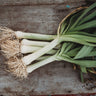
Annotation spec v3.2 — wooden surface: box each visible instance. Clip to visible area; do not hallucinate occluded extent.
[0,0,85,34]
[0,0,96,96]
[0,0,85,6]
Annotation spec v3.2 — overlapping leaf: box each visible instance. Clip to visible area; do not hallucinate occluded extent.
[56,3,96,77]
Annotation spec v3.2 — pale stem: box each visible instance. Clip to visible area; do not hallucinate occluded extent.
[21,45,41,54]
[15,31,56,40]
[21,39,61,48]
[21,45,57,54]
[21,39,50,46]
[27,56,56,73]
[37,56,50,61]
[22,38,59,65]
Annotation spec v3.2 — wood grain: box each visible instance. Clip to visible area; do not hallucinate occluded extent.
[0,1,85,34]
[1,0,96,96]
[0,0,85,6]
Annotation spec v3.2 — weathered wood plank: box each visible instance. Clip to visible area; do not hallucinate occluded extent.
[0,2,85,35]
[0,0,85,6]
[1,0,96,96]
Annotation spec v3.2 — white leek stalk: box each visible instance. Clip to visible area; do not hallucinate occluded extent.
[21,45,41,54]
[21,35,86,66]
[21,45,57,54]
[15,31,56,40]
[21,39,50,46]
[22,38,59,65]
[27,56,56,73]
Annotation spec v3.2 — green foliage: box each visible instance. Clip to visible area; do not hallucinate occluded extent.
[57,3,96,81]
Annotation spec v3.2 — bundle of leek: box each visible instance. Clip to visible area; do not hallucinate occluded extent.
[1,3,96,81]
